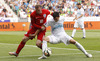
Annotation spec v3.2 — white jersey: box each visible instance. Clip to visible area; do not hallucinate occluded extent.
[45,15,72,45]
[76,8,84,21]
[45,15,66,37]
[74,8,85,28]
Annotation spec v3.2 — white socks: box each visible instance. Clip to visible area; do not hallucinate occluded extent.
[72,29,86,37]
[72,29,76,37]
[75,42,88,55]
[83,29,86,37]
[42,40,47,56]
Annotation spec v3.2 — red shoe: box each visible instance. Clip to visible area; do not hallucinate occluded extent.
[9,52,18,57]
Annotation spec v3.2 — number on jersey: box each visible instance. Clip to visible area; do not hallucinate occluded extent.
[40,19,43,23]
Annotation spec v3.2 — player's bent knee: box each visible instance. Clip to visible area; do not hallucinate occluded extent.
[36,40,42,47]
[69,39,76,44]
[22,36,29,43]
[43,37,50,42]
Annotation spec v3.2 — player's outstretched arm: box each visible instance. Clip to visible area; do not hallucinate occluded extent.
[73,15,77,21]
[29,25,46,37]
[29,29,40,37]
[77,14,83,19]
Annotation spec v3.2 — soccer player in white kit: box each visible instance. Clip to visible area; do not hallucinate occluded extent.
[71,3,86,38]
[38,12,92,59]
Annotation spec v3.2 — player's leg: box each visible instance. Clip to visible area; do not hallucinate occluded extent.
[42,35,60,55]
[71,21,78,38]
[36,30,48,59]
[81,21,86,38]
[38,37,49,59]
[9,28,35,57]
[36,30,46,49]
[16,36,29,54]
[69,39,92,58]
[38,40,47,59]
[79,21,86,38]
[36,40,42,49]
[81,28,86,38]
[42,37,49,53]
[71,28,76,38]
[9,36,29,57]
[38,35,60,59]
[37,31,47,59]
[63,34,92,58]
[42,37,50,54]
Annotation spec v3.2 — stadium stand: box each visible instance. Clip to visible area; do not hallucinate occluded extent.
[0,0,18,18]
[4,0,100,18]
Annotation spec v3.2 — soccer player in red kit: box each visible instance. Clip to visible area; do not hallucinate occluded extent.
[9,5,50,57]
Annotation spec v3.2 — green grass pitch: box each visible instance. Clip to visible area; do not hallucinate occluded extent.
[0,30,100,61]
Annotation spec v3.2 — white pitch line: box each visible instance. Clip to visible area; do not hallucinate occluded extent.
[0,53,83,58]
[0,43,100,53]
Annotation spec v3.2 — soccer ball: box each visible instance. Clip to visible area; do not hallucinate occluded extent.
[44,48,52,57]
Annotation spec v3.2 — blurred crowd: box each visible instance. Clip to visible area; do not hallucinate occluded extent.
[4,0,100,18]
[0,2,13,18]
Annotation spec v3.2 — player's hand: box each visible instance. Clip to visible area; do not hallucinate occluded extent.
[73,19,75,21]
[76,18,78,20]
[29,34,36,38]
[41,26,45,31]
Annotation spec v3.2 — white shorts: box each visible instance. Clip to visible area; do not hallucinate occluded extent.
[74,20,84,28]
[47,34,72,45]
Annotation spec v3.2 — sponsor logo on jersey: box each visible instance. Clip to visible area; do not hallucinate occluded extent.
[52,24,63,31]
[43,14,46,18]
[40,19,43,23]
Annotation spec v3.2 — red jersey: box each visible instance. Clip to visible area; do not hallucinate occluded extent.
[30,9,50,29]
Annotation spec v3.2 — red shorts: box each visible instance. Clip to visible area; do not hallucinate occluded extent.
[25,28,46,41]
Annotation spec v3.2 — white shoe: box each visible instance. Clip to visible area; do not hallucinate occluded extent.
[9,52,18,57]
[38,56,47,59]
[86,53,92,58]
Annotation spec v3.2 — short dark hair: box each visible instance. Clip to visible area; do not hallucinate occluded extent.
[77,3,81,5]
[52,12,60,19]
[35,5,42,9]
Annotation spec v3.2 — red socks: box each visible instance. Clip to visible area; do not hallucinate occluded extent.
[16,41,26,54]
[16,41,42,54]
